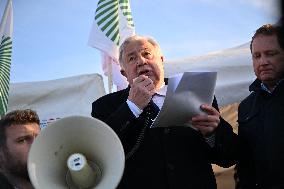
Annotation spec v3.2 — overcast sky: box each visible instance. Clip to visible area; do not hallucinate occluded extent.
[0,0,280,84]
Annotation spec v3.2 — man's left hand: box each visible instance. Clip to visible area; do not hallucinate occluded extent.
[191,104,220,137]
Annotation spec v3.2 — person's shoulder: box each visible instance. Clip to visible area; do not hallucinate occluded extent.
[239,91,257,109]
[239,79,261,110]
[238,91,258,121]
[93,88,129,106]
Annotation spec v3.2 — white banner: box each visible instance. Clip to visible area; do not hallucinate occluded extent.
[7,74,105,128]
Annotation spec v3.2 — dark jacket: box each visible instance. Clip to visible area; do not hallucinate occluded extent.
[92,88,236,189]
[237,79,284,189]
[0,173,14,189]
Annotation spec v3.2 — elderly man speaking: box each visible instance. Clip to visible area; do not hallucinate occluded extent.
[92,35,236,189]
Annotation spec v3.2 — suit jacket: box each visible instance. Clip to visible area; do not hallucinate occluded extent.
[0,173,14,189]
[237,79,284,189]
[92,88,237,189]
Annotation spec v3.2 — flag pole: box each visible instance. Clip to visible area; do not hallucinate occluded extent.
[107,62,113,93]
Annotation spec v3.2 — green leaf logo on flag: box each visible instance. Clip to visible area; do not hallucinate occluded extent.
[95,0,134,45]
[119,0,134,27]
[0,35,12,115]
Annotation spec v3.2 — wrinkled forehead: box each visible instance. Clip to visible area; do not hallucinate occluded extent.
[6,123,40,137]
[252,34,282,51]
[124,39,156,55]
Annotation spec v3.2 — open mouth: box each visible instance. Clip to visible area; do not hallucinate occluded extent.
[138,70,150,76]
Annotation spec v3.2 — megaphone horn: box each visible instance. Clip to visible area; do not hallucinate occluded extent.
[28,116,125,189]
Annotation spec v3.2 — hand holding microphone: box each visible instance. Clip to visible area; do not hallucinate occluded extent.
[128,75,155,110]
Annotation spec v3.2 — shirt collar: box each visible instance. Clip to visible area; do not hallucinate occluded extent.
[156,83,167,96]
[261,79,284,94]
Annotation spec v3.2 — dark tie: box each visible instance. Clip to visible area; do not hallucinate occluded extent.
[144,100,160,126]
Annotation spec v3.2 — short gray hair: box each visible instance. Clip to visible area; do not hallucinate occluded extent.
[119,35,162,69]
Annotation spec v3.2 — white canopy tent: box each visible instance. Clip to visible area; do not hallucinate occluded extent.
[7,73,105,128]
[164,43,255,107]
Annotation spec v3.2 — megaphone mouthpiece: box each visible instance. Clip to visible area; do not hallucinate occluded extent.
[67,153,99,189]
[67,153,88,171]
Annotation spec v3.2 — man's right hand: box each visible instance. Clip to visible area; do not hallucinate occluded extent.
[128,75,155,110]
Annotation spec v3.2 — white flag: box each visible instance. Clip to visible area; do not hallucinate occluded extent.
[0,0,13,116]
[88,0,135,92]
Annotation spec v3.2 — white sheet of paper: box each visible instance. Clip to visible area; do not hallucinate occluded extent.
[152,71,217,128]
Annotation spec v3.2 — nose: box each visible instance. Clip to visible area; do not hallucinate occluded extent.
[259,55,269,66]
[136,55,147,67]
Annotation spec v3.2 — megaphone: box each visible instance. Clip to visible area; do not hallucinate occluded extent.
[28,116,125,189]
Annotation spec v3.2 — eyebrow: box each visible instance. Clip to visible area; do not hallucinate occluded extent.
[253,48,278,53]
[125,52,135,58]
[141,47,151,51]
[13,135,31,143]
[126,48,151,56]
[16,135,29,140]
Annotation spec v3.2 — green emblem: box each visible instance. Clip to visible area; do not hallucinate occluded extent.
[0,35,12,115]
[95,0,134,45]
